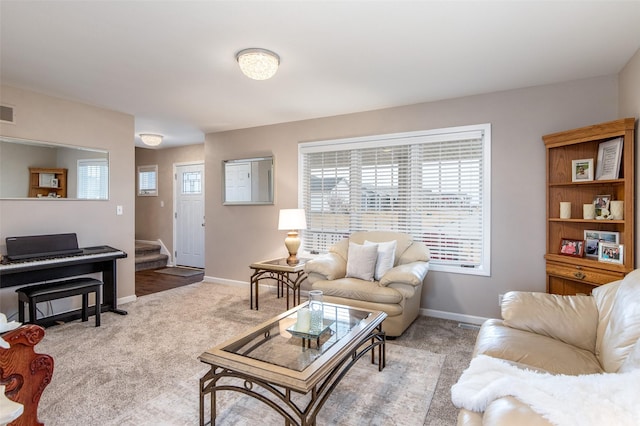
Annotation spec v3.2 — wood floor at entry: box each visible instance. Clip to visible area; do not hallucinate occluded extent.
[135,268,203,297]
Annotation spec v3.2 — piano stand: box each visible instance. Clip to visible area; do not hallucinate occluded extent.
[0,245,128,327]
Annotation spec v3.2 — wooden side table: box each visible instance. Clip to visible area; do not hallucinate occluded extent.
[249,258,309,310]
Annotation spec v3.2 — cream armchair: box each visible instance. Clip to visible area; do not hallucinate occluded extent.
[304,231,430,337]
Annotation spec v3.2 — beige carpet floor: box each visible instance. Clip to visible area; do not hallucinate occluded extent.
[35,281,478,425]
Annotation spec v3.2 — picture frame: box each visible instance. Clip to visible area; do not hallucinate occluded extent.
[39,173,56,188]
[559,238,584,257]
[595,137,623,180]
[51,178,58,188]
[593,194,611,217]
[598,242,623,264]
[584,230,619,258]
[572,158,593,182]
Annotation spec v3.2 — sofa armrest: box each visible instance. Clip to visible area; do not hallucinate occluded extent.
[501,291,598,352]
[304,253,346,281]
[379,261,429,287]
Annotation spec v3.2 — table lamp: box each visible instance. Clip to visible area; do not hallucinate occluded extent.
[278,209,307,264]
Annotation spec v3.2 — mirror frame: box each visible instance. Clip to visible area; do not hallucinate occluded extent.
[0,135,110,200]
[223,156,274,205]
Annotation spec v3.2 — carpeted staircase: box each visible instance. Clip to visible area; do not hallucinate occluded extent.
[135,242,168,271]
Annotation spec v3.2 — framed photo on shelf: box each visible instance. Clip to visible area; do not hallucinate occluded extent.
[584,230,619,258]
[593,194,611,217]
[598,242,623,264]
[572,158,593,182]
[39,173,56,188]
[559,238,584,257]
[595,137,623,180]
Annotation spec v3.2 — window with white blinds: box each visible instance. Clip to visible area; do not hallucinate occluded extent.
[138,165,158,196]
[299,124,491,275]
[77,159,109,200]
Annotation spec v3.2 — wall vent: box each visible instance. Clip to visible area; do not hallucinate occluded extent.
[0,104,15,124]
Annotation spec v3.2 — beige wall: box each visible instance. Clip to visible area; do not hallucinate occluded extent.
[0,85,135,316]
[205,75,620,320]
[135,144,204,259]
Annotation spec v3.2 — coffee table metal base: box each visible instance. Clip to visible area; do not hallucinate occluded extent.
[199,325,385,426]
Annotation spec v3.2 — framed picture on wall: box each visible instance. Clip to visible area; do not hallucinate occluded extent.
[572,158,593,182]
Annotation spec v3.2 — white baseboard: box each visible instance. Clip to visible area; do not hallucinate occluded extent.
[420,308,488,325]
[205,276,488,325]
[118,294,137,305]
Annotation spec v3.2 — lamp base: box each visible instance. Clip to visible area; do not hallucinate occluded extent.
[284,231,301,265]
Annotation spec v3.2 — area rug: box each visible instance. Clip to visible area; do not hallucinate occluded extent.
[154,266,203,277]
[35,282,447,426]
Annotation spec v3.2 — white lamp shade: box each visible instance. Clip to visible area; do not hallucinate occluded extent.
[278,209,307,230]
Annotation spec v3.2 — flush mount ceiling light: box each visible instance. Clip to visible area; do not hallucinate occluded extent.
[236,48,280,80]
[140,133,163,146]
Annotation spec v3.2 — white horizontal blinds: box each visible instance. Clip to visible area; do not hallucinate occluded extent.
[300,125,489,272]
[138,165,158,196]
[418,138,484,266]
[77,159,108,199]
[302,150,352,251]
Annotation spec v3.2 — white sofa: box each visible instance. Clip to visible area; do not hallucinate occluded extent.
[304,231,430,337]
[453,269,640,425]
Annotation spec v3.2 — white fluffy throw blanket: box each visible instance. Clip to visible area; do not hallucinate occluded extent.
[451,355,640,426]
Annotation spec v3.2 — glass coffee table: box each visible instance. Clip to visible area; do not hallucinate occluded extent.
[199,302,387,425]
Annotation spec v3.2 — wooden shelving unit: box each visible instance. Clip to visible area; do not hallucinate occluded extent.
[543,118,636,295]
[28,167,67,198]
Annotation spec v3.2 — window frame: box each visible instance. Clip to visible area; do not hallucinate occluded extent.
[298,123,491,276]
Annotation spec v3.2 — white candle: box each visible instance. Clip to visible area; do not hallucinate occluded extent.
[560,202,571,219]
[296,308,311,332]
[610,200,624,220]
[583,204,596,220]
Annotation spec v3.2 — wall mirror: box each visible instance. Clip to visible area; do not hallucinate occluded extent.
[223,156,274,205]
[0,136,109,200]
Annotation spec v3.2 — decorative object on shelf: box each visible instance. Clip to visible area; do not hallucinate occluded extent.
[598,242,623,264]
[559,201,571,219]
[139,133,163,146]
[610,200,624,220]
[583,203,596,220]
[595,137,623,180]
[50,178,58,188]
[594,194,611,218]
[559,238,584,257]
[572,158,594,182]
[38,173,56,188]
[236,48,280,80]
[584,230,619,259]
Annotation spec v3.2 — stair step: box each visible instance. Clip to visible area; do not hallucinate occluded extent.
[135,253,169,272]
[135,242,161,256]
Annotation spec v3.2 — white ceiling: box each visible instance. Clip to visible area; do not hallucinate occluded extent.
[1,1,640,148]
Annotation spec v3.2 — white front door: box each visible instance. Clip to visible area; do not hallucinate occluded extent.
[174,163,205,268]
[225,162,252,202]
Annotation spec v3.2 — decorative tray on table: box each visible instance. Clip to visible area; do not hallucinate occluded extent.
[287,319,334,339]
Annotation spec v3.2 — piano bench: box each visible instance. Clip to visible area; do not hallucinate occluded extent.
[16,278,103,327]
